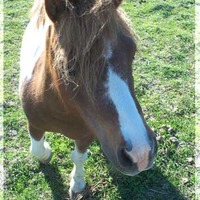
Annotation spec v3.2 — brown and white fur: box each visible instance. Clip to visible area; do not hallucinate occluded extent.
[19,0,157,198]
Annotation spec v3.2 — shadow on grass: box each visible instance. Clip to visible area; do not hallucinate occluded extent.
[39,163,92,200]
[39,162,187,200]
[37,146,187,200]
[108,165,187,200]
[39,163,70,200]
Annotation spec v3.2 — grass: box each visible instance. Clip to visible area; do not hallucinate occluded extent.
[195,0,200,198]
[3,0,195,199]
[0,0,3,199]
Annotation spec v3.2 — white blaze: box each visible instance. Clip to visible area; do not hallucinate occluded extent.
[106,68,150,170]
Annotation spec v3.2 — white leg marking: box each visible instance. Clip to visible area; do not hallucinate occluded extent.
[30,135,52,164]
[69,147,88,196]
[106,68,150,170]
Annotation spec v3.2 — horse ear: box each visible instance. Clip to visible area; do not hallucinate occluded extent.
[45,0,66,22]
[113,0,123,8]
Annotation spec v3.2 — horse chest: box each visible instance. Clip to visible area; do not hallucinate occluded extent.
[21,87,91,139]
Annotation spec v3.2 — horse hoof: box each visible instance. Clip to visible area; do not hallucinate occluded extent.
[69,189,84,200]
[39,151,53,164]
[69,184,90,200]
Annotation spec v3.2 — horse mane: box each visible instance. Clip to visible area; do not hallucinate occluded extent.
[30,0,137,102]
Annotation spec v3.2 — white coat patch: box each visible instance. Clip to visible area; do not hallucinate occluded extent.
[19,16,49,90]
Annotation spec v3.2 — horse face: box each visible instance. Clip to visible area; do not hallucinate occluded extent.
[74,33,157,176]
[44,0,157,176]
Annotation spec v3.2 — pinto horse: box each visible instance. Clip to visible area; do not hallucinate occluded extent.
[19,0,157,198]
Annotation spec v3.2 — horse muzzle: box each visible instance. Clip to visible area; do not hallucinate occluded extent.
[115,136,157,176]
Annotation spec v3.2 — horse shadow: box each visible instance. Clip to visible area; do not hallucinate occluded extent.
[40,161,188,200]
[106,165,188,200]
[39,163,70,200]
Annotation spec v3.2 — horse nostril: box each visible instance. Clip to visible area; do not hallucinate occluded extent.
[121,147,133,167]
[125,141,132,151]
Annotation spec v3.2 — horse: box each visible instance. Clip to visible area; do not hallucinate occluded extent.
[19,0,157,198]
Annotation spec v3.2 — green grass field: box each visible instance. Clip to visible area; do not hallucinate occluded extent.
[3,0,195,199]
[0,0,3,199]
[196,1,200,198]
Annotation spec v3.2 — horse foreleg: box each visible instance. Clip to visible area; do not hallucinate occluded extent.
[29,125,53,164]
[69,145,88,198]
[69,136,94,199]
